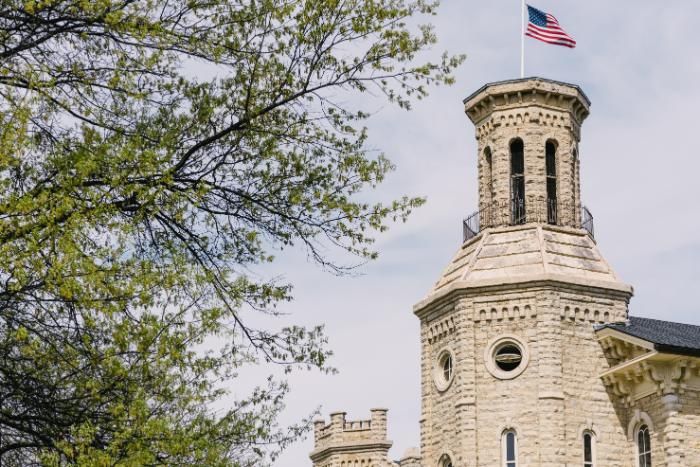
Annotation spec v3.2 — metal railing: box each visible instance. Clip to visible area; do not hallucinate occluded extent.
[582,206,594,238]
[463,197,594,242]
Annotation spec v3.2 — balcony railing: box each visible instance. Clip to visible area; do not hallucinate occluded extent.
[463,198,594,242]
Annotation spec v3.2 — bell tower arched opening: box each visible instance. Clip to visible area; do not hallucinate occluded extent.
[546,140,557,225]
[510,138,525,225]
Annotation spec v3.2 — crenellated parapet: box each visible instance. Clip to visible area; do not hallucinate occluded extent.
[310,409,395,467]
[313,408,388,449]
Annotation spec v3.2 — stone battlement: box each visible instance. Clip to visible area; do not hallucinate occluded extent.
[313,408,388,448]
[310,409,395,466]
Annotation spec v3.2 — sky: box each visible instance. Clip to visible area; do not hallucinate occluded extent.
[269,1,700,465]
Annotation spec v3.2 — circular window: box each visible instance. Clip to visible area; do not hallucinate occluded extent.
[433,348,455,391]
[484,335,529,380]
[441,353,453,381]
[495,344,522,371]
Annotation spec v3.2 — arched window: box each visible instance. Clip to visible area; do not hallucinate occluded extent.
[502,430,517,467]
[572,147,578,223]
[439,454,453,467]
[546,141,557,224]
[637,425,652,467]
[484,146,494,205]
[510,139,525,224]
[583,431,595,467]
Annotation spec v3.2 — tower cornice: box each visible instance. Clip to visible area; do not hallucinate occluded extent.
[463,76,590,127]
[413,273,633,320]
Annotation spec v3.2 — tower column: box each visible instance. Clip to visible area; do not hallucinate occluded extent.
[536,290,566,466]
[454,298,477,467]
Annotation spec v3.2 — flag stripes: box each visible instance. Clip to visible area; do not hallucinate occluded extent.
[525,5,576,48]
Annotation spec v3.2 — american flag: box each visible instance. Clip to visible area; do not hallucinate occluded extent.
[525,5,576,49]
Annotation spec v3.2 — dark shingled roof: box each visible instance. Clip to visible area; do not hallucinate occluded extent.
[597,316,700,357]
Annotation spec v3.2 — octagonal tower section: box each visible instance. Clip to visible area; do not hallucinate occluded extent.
[464,77,590,235]
[414,78,634,467]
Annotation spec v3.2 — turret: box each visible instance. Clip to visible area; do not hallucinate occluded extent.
[310,409,395,466]
[463,77,592,239]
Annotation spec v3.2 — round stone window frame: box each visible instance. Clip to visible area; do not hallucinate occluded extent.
[484,335,529,380]
[433,346,456,392]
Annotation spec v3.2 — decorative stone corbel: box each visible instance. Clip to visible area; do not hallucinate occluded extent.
[602,373,632,405]
[642,360,687,396]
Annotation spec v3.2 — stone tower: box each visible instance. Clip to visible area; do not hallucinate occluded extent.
[310,409,403,467]
[413,78,634,467]
[310,76,700,467]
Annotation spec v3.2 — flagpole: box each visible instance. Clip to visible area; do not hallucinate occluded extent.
[521,0,525,78]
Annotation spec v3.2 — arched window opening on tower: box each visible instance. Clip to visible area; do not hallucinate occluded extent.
[583,431,596,467]
[572,147,578,225]
[637,425,652,467]
[484,146,494,206]
[439,454,453,467]
[502,430,517,467]
[546,141,557,224]
[510,139,525,225]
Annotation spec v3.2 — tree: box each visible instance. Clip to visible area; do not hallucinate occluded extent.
[0,0,462,465]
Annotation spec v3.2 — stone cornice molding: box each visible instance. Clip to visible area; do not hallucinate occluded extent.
[414,273,632,319]
[597,329,655,357]
[600,347,700,406]
[463,77,590,128]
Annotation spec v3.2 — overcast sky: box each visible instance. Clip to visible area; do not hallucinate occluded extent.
[269,1,700,464]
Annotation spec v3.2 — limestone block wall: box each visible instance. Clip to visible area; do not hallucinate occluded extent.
[619,389,700,467]
[624,394,670,467]
[419,300,462,467]
[560,305,631,466]
[471,290,540,467]
[675,390,700,466]
[418,282,631,467]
